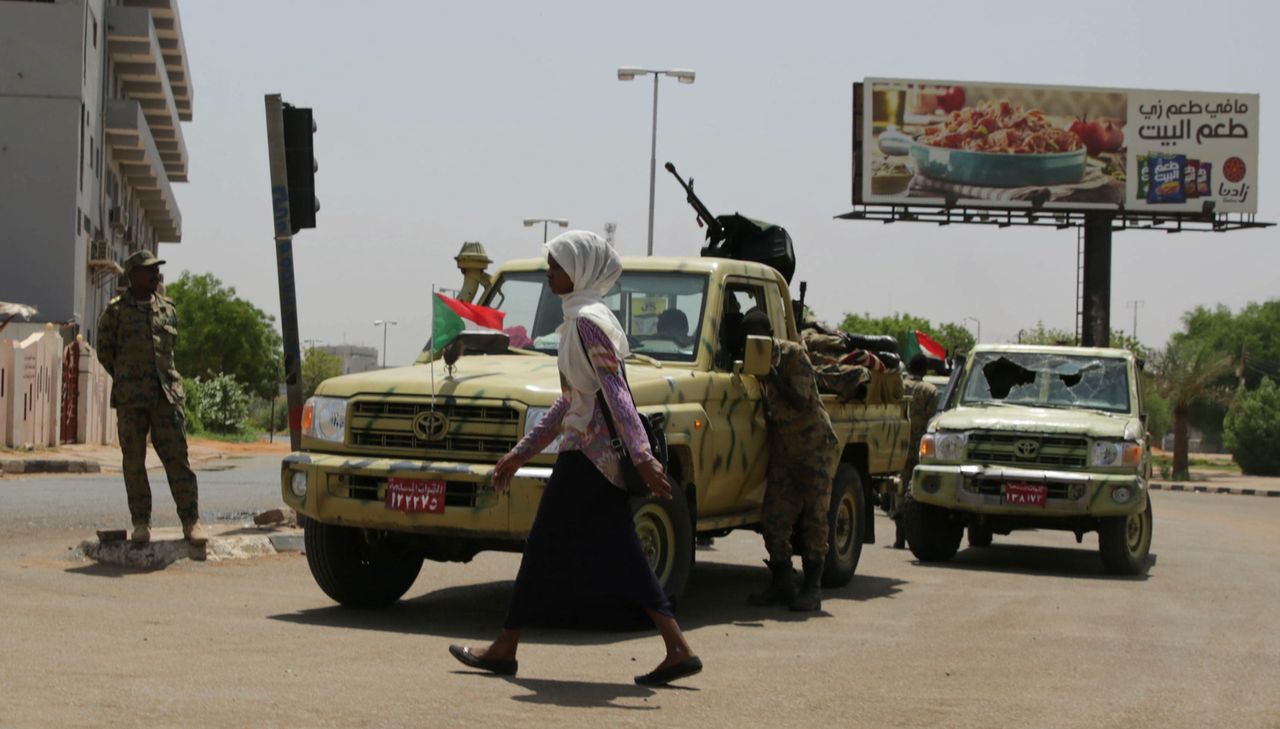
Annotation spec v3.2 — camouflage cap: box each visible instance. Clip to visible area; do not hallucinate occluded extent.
[123,249,165,274]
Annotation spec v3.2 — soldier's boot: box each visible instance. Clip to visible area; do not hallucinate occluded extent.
[131,522,151,544]
[182,520,208,546]
[893,517,907,550]
[789,558,824,612]
[747,559,795,606]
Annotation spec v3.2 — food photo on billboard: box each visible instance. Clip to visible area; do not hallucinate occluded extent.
[857,78,1258,214]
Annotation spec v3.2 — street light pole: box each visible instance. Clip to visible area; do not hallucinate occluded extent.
[618,67,695,256]
[1126,300,1144,341]
[373,319,397,368]
[965,316,982,343]
[523,217,569,243]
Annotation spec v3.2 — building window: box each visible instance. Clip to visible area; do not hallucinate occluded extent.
[79,103,85,191]
[91,12,97,49]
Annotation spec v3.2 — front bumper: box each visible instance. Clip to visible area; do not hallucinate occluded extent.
[910,463,1146,517]
[280,452,551,537]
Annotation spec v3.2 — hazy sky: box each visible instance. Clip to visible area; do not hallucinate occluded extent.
[161,0,1278,367]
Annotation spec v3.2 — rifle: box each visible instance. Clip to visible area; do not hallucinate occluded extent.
[664,162,725,245]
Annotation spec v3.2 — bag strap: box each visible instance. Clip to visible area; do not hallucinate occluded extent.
[578,333,635,459]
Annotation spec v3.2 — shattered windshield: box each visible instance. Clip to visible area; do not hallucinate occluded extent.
[960,352,1131,413]
[481,271,708,363]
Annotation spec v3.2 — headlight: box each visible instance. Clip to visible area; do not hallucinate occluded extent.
[523,406,562,454]
[1091,440,1142,468]
[303,396,347,443]
[290,471,308,498]
[921,431,968,462]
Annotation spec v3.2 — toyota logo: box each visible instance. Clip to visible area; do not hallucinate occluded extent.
[412,410,449,441]
[1013,439,1039,459]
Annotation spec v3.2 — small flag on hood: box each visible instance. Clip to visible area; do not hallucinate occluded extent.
[432,293,506,354]
[903,329,946,364]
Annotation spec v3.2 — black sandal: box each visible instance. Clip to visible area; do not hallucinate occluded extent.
[448,644,518,676]
[634,656,703,686]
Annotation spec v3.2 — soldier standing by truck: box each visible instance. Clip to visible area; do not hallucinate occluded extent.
[741,310,839,612]
[96,250,205,546]
[894,355,939,548]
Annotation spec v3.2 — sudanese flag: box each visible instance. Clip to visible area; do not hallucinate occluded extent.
[432,293,506,353]
[902,329,946,364]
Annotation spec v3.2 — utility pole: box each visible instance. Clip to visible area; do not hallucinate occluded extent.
[1126,300,1145,341]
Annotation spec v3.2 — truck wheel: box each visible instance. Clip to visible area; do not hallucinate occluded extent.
[822,464,866,588]
[1098,498,1153,576]
[903,496,963,562]
[967,525,994,548]
[632,481,693,601]
[304,520,423,608]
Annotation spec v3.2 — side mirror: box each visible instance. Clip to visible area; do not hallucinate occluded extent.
[740,335,773,377]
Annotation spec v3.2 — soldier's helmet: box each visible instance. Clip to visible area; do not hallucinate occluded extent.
[123,249,166,274]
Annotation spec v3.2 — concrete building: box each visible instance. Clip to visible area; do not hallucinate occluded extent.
[0,0,193,347]
[319,345,380,375]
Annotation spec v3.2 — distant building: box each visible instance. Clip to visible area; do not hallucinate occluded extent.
[320,345,379,375]
[0,0,194,347]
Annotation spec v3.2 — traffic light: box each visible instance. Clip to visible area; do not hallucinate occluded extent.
[282,104,318,234]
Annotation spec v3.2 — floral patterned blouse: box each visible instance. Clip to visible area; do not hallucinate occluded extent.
[511,318,655,489]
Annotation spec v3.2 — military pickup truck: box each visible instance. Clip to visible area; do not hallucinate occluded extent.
[281,248,911,607]
[906,344,1154,575]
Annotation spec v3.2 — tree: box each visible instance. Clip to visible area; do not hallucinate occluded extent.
[166,272,283,399]
[1150,338,1234,481]
[1224,379,1280,476]
[1175,300,1280,449]
[838,312,975,357]
[303,347,343,398]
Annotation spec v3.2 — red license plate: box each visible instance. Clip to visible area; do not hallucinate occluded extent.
[1003,481,1048,507]
[386,478,446,514]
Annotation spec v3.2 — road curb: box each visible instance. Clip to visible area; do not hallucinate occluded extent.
[1,458,102,475]
[1150,482,1280,497]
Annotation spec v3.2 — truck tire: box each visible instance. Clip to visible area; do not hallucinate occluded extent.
[1098,497,1153,576]
[967,524,994,548]
[304,520,423,608]
[632,481,694,601]
[903,496,963,562]
[822,464,866,588]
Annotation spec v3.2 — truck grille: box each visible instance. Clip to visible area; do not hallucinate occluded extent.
[347,398,521,460]
[966,432,1088,469]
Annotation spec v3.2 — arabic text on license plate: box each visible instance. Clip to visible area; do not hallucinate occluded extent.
[1004,481,1048,508]
[386,478,446,514]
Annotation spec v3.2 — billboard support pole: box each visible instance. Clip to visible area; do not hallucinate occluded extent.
[1080,212,1112,348]
[265,94,304,451]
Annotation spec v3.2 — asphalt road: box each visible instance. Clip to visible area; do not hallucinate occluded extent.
[1,458,1278,728]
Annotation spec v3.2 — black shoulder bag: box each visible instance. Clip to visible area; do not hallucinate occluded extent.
[580,338,667,497]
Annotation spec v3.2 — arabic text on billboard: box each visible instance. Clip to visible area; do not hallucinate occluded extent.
[857,78,1258,214]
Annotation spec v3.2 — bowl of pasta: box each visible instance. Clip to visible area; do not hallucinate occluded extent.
[907,101,1087,188]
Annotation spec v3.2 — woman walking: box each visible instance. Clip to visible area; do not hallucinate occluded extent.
[447,230,701,687]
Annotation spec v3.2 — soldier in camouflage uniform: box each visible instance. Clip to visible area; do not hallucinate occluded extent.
[741,310,839,612]
[96,250,205,546]
[895,355,939,548]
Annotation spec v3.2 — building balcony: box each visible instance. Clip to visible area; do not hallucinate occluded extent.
[121,0,193,121]
[105,99,182,242]
[105,4,188,182]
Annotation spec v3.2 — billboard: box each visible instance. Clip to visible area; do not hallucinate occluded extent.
[855,78,1259,214]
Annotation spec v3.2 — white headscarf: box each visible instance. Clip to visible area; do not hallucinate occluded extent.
[545,230,628,432]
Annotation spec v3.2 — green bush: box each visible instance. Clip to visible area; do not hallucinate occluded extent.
[247,395,288,434]
[191,373,251,434]
[1223,378,1280,476]
[181,376,203,433]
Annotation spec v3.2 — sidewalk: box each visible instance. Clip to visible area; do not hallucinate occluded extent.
[1151,470,1280,496]
[1,437,289,476]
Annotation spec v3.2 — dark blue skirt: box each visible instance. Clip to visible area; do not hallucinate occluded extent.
[503,450,673,631]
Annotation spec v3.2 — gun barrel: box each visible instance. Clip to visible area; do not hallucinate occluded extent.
[664,162,723,239]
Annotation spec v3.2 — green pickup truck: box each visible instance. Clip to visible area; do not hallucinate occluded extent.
[282,250,911,607]
[906,344,1154,575]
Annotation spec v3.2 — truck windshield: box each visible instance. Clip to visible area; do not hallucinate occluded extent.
[482,271,709,363]
[959,352,1131,413]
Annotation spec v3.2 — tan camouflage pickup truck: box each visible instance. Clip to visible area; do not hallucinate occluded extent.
[907,344,1154,575]
[281,250,910,607]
